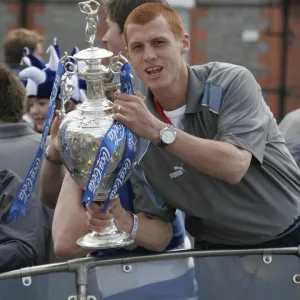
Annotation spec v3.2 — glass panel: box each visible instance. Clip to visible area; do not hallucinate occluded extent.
[1,251,300,299]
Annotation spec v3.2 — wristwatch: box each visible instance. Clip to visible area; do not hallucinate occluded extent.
[157,124,177,148]
[45,145,63,165]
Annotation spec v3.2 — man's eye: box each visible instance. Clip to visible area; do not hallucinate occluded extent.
[154,41,165,46]
[132,45,142,50]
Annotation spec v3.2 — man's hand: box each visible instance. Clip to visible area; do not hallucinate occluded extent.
[39,111,66,208]
[47,110,61,160]
[113,93,165,142]
[86,198,133,233]
[50,110,61,151]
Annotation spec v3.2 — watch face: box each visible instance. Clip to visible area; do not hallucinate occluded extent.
[162,128,176,144]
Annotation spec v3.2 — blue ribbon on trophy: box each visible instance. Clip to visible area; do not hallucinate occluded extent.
[81,62,138,212]
[7,62,65,221]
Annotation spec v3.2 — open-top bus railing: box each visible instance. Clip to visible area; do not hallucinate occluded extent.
[1,247,300,300]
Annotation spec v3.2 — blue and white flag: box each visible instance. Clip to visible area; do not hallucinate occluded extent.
[7,62,65,220]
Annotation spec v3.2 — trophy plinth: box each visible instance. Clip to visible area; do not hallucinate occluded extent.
[77,219,134,250]
[57,0,136,250]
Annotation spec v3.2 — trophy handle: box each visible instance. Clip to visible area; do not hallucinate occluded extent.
[59,53,77,120]
[109,52,128,74]
[103,52,132,85]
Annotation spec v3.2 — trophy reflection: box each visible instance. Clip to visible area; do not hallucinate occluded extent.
[58,0,138,250]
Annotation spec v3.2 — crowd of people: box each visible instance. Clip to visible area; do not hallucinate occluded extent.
[1,0,300,298]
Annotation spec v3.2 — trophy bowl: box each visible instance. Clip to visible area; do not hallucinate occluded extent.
[57,0,138,250]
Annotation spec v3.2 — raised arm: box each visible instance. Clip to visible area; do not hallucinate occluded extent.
[87,197,173,252]
[53,172,173,260]
[113,69,271,184]
[163,131,252,184]
[52,172,89,260]
[39,112,66,208]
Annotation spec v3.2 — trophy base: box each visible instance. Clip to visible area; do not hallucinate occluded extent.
[76,229,134,250]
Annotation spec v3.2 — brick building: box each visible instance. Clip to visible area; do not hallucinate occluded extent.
[192,0,300,120]
[0,0,299,120]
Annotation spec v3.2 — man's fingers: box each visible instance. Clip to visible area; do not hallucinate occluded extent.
[113,113,131,127]
[107,197,123,214]
[87,208,112,219]
[115,92,139,102]
[87,217,111,227]
[89,202,104,212]
[112,99,140,113]
[86,207,113,231]
[112,102,129,115]
[50,113,61,135]
[88,224,108,232]
[86,219,111,232]
[104,197,118,211]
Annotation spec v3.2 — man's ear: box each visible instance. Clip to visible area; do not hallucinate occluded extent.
[181,33,190,55]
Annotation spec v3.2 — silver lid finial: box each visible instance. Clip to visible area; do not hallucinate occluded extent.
[78,0,101,48]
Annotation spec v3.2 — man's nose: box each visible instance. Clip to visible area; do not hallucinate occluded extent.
[143,45,157,63]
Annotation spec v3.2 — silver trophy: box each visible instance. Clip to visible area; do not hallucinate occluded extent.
[58,0,137,250]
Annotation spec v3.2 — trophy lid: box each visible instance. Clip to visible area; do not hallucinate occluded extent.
[73,47,113,61]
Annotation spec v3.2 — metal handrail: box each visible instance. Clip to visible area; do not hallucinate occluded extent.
[1,246,299,300]
[1,246,300,280]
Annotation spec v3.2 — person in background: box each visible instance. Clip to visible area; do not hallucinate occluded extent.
[0,63,41,185]
[3,28,45,128]
[0,64,52,271]
[3,28,44,74]
[45,1,188,262]
[40,7,191,264]
[40,1,195,299]
[19,42,86,133]
[39,0,169,208]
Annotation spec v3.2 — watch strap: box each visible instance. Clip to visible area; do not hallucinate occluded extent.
[127,211,139,238]
[157,124,176,149]
[45,145,63,165]
[157,139,169,149]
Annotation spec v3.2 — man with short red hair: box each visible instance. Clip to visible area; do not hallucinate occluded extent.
[110,3,300,250]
